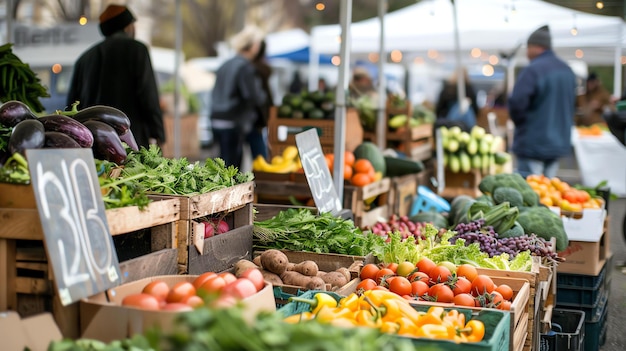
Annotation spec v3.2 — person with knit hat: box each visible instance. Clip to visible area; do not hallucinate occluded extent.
[508,25,577,178]
[67,4,164,149]
[210,25,267,169]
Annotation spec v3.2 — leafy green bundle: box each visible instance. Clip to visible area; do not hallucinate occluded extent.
[253,208,384,256]
[121,145,253,195]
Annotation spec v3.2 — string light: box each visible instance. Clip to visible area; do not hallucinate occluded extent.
[482,65,495,77]
[331,56,341,66]
[427,49,438,59]
[596,2,604,9]
[368,53,379,63]
[571,14,578,36]
[390,50,403,63]
[79,16,87,25]
[489,55,499,65]
[315,2,325,11]
[470,48,481,58]
[52,64,62,74]
[575,49,584,59]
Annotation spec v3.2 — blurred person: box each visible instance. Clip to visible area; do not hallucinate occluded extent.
[67,4,164,149]
[349,67,377,100]
[508,25,577,178]
[247,39,273,160]
[211,26,266,169]
[576,72,612,127]
[435,68,479,131]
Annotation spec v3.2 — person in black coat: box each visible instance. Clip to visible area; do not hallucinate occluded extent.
[67,4,165,149]
[435,68,479,131]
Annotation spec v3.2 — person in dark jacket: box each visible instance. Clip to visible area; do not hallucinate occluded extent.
[67,4,165,149]
[211,26,266,169]
[435,68,479,122]
[508,25,577,178]
[247,40,273,160]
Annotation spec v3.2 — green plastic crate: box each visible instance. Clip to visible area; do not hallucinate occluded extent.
[278,291,510,351]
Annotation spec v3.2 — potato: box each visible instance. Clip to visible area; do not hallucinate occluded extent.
[253,255,263,268]
[305,277,327,291]
[260,249,289,275]
[293,260,319,276]
[320,271,348,288]
[233,259,259,277]
[260,269,283,286]
[316,271,328,277]
[335,267,351,282]
[286,262,296,271]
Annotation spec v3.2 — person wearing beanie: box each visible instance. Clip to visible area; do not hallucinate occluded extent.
[507,25,577,178]
[576,72,612,126]
[210,26,267,169]
[67,4,164,149]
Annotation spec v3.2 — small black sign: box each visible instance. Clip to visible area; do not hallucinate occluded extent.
[295,129,342,215]
[27,149,121,306]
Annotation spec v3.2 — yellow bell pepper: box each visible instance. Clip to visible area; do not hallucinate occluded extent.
[414,306,445,328]
[354,309,382,328]
[380,321,400,334]
[315,306,353,323]
[289,292,337,315]
[338,293,360,312]
[460,320,485,342]
[416,324,451,340]
[443,310,466,330]
[395,317,418,336]
[283,312,313,324]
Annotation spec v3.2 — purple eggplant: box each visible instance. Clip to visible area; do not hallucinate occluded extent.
[9,119,45,156]
[118,128,139,151]
[0,101,36,127]
[82,120,127,165]
[38,114,94,148]
[43,131,82,149]
[72,105,131,136]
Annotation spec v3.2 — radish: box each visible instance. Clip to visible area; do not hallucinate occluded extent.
[204,221,214,239]
[211,219,230,234]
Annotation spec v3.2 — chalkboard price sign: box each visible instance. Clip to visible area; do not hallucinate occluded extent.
[27,149,121,306]
[295,129,342,215]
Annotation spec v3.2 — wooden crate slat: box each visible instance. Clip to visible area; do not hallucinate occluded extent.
[105,197,180,235]
[174,182,255,220]
[119,248,178,284]
[0,239,17,310]
[187,225,254,275]
[0,208,44,240]
[15,276,51,294]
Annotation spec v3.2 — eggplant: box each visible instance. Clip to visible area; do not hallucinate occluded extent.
[8,119,45,156]
[43,131,82,149]
[0,100,36,127]
[118,128,139,151]
[72,105,131,136]
[38,114,94,148]
[82,120,127,165]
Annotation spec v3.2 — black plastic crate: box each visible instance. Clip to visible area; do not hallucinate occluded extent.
[556,268,605,306]
[557,289,608,323]
[539,308,585,351]
[583,299,609,351]
[556,259,607,288]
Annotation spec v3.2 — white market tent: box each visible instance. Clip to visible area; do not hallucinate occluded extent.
[309,0,625,94]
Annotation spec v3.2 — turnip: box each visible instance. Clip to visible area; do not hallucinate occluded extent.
[204,221,214,239]
[211,218,230,234]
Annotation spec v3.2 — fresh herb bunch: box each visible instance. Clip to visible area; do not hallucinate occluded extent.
[96,159,151,210]
[0,43,49,112]
[121,145,254,195]
[253,208,384,256]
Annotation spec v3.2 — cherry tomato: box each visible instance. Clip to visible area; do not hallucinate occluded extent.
[166,281,196,303]
[452,276,472,295]
[198,275,227,294]
[219,272,237,284]
[456,264,478,282]
[416,257,436,275]
[142,280,170,301]
[471,275,495,296]
[161,302,194,312]
[375,268,395,285]
[240,268,264,292]
[429,283,454,303]
[222,278,258,299]
[384,262,398,273]
[192,272,218,290]
[388,276,412,296]
[122,293,160,310]
[411,280,430,297]
[396,261,416,277]
[356,278,378,292]
[210,294,238,309]
[490,291,504,308]
[495,284,514,301]
[408,271,429,284]
[429,265,453,284]
[183,295,205,308]
[453,293,476,307]
[499,300,512,311]
[360,264,381,281]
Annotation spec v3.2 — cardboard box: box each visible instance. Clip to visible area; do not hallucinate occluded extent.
[0,311,62,351]
[550,207,606,242]
[557,230,611,276]
[80,275,276,343]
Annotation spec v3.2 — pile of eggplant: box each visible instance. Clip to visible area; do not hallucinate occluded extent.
[0,100,138,165]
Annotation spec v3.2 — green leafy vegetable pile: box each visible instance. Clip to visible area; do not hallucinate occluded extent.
[121,145,254,195]
[97,159,151,210]
[253,208,384,256]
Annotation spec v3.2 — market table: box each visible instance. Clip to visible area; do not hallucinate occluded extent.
[572,130,626,196]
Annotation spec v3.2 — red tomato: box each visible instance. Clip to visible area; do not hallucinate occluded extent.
[356,278,378,292]
[453,293,476,307]
[183,295,205,308]
[240,268,264,292]
[499,300,512,311]
[161,303,194,312]
[210,294,238,309]
[219,272,237,284]
[429,265,453,284]
[166,281,196,303]
[375,268,395,284]
[411,280,430,297]
[429,283,454,303]
[192,272,218,290]
[416,257,436,275]
[471,275,496,296]
[142,280,170,301]
[388,276,412,296]
[495,284,514,301]
[384,262,399,273]
[198,276,227,294]
[456,264,478,282]
[490,291,504,308]
[452,276,472,295]
[122,293,160,310]
[408,271,429,284]
[222,278,258,299]
[360,264,380,281]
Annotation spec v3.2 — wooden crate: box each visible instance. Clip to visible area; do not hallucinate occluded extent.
[388,174,419,217]
[172,183,254,274]
[439,168,483,198]
[267,107,363,156]
[254,203,317,222]
[342,178,391,227]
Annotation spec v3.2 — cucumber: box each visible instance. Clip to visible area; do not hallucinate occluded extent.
[459,151,471,173]
[448,154,461,173]
[384,156,424,177]
[470,125,486,139]
[471,154,482,170]
[388,114,408,129]
[466,137,478,155]
[479,138,491,155]
[447,139,460,153]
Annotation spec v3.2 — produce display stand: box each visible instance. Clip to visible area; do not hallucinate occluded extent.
[267,107,363,158]
[164,181,255,275]
[439,168,485,199]
[254,177,391,227]
[387,169,433,217]
[0,183,181,337]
